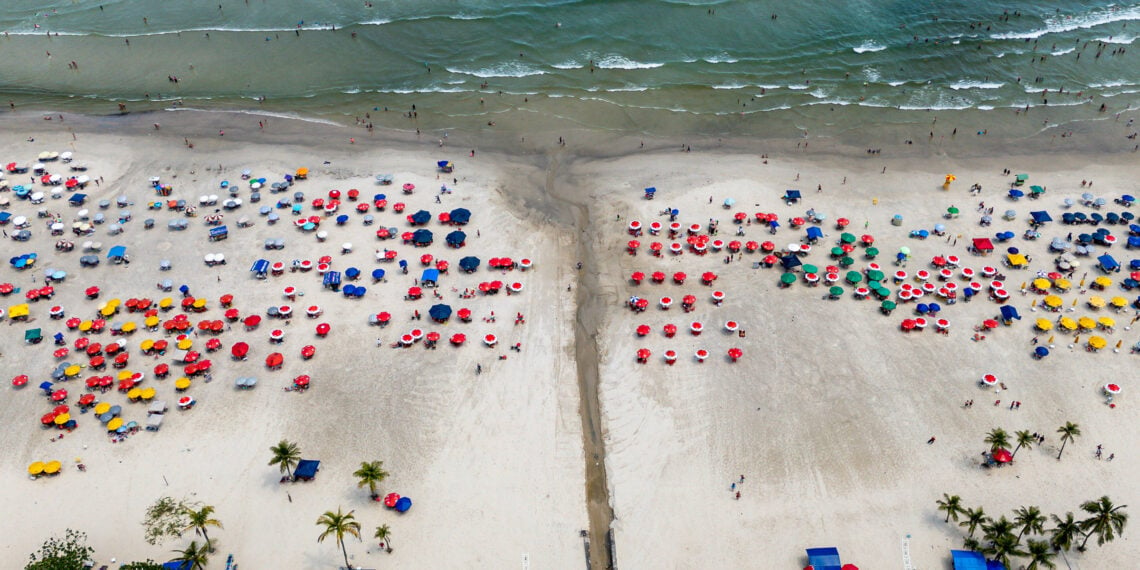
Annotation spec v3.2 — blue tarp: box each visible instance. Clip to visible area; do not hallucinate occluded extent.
[459,256,480,272]
[250,259,269,274]
[410,210,431,225]
[446,230,467,246]
[449,208,471,225]
[806,227,824,241]
[1099,254,1120,271]
[784,190,802,200]
[107,245,127,259]
[68,193,87,204]
[1029,211,1052,223]
[428,304,452,321]
[209,226,228,238]
[421,269,439,285]
[951,549,1005,570]
[323,271,342,286]
[412,229,433,245]
[294,459,320,480]
[1000,305,1021,321]
[805,546,841,570]
[162,561,194,570]
[644,187,656,196]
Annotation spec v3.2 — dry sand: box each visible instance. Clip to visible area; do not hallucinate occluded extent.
[1,110,1138,569]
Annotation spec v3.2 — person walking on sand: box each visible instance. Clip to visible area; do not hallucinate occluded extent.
[927,436,936,444]
[735,491,741,500]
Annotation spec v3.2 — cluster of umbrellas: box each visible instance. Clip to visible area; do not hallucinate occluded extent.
[635,347,743,364]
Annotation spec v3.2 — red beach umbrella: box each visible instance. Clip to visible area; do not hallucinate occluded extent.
[701,271,717,284]
[231,342,249,359]
[449,333,466,345]
[265,352,284,369]
[12,374,29,388]
[74,337,90,350]
[384,493,401,507]
[54,347,69,358]
[51,389,68,402]
[78,393,96,406]
[89,355,106,369]
[636,325,650,337]
[635,348,651,363]
[991,449,1013,463]
[760,241,775,252]
[315,323,331,336]
[301,345,316,359]
[243,315,261,329]
[407,286,422,298]
[651,271,666,283]
[681,295,697,306]
[727,347,743,362]
[377,311,392,323]
[630,271,645,283]
[673,272,686,284]
[663,324,677,337]
[425,331,440,342]
[293,375,310,388]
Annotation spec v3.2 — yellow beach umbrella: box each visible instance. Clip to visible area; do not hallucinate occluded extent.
[64,365,81,377]
[1098,316,1116,329]
[176,339,193,350]
[1035,318,1054,331]
[1094,276,1113,288]
[106,417,123,432]
[1054,278,1071,291]
[1043,295,1063,308]
[140,387,156,400]
[1059,317,1078,331]
[145,316,160,328]
[192,298,207,310]
[140,339,155,352]
[158,297,173,309]
[28,461,45,475]
[127,388,142,400]
[1088,296,1106,309]
[1078,316,1096,330]
[1088,336,1107,350]
[93,402,111,415]
[53,413,71,425]
[99,305,116,317]
[174,377,191,390]
[1111,296,1128,308]
[43,461,62,475]
[121,321,137,333]
[1032,278,1051,290]
[7,304,29,319]
[117,370,134,381]
[78,320,93,332]
[107,298,121,308]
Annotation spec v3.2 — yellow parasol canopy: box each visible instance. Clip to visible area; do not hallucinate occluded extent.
[54,413,71,425]
[1078,316,1096,330]
[78,320,93,332]
[1088,336,1107,350]
[140,339,155,351]
[159,297,173,309]
[192,298,207,309]
[1111,296,1128,308]
[944,174,957,184]
[117,370,135,381]
[176,339,193,350]
[43,460,62,474]
[296,167,309,177]
[1087,296,1106,308]
[174,377,191,390]
[1094,276,1113,288]
[121,322,137,333]
[145,316,160,328]
[93,402,111,415]
[99,305,116,317]
[106,417,123,432]
[8,304,29,319]
[28,461,45,475]
[1098,316,1116,329]
[1006,253,1028,267]
[1059,317,1078,331]
[1053,278,1071,291]
[1043,295,1063,308]
[127,388,142,400]
[1032,278,1051,290]
[64,365,81,377]
[1035,318,1054,331]
[140,387,156,400]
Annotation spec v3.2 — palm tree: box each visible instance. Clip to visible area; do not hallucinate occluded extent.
[1014,505,1047,541]
[1055,422,1081,460]
[960,507,988,538]
[1012,430,1035,459]
[353,461,389,500]
[316,507,362,569]
[269,439,302,479]
[982,515,1017,547]
[182,505,223,552]
[984,428,1010,451]
[374,524,393,553]
[170,540,209,570]
[1078,496,1128,551]
[982,533,1026,569]
[936,494,965,524]
[1024,539,1057,569]
[1049,512,1081,552]
[962,536,981,551]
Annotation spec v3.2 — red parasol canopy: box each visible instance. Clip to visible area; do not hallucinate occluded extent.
[636,325,650,336]
[631,271,645,282]
[701,271,717,283]
[426,331,441,342]
[627,240,640,250]
[301,345,316,358]
[991,449,1012,463]
[78,393,96,406]
[118,378,136,391]
[450,333,466,345]
[315,323,331,336]
[651,271,666,282]
[982,319,999,329]
[12,374,29,387]
[293,375,310,387]
[673,272,687,283]
[206,338,223,351]
[636,348,651,359]
[231,342,249,358]
[727,347,743,361]
[51,389,68,402]
[243,315,261,328]
[377,311,392,322]
[681,295,697,305]
[265,352,284,368]
[384,493,401,507]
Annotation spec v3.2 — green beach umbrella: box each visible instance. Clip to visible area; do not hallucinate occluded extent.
[881,300,896,311]
[840,233,856,244]
[829,286,844,297]
[864,246,879,258]
[947,206,960,215]
[876,285,892,298]
[898,246,911,256]
[839,256,854,267]
[830,247,845,257]
[802,264,818,274]
[1030,185,1045,194]
[780,273,796,285]
[866,269,885,282]
[845,271,863,284]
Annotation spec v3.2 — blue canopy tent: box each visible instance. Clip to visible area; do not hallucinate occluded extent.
[421,268,439,286]
[0,212,10,224]
[951,549,1005,570]
[323,271,342,291]
[294,459,320,481]
[999,305,1021,323]
[805,227,824,243]
[250,259,269,278]
[1029,211,1052,225]
[209,226,228,241]
[1098,254,1120,273]
[412,229,434,246]
[371,268,386,282]
[780,255,802,270]
[428,304,452,322]
[107,245,127,260]
[644,186,656,199]
[459,256,481,272]
[805,546,842,570]
[409,210,431,225]
[448,207,471,225]
[162,561,194,570]
[68,193,87,205]
[446,230,467,247]
[783,189,802,204]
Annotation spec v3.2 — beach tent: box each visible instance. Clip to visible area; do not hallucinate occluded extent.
[644,187,657,199]
[294,459,320,481]
[107,245,127,262]
[805,227,824,243]
[250,259,269,279]
[783,189,802,204]
[951,549,1005,570]
[971,238,994,255]
[1098,254,1120,273]
[162,561,194,570]
[999,305,1021,323]
[421,269,439,287]
[805,546,842,570]
[68,193,87,206]
[448,208,471,225]
[323,271,342,291]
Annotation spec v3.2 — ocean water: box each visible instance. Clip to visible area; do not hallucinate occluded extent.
[0,0,1137,140]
